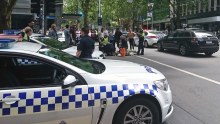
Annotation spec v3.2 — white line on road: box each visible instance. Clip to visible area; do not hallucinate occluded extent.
[136,56,220,85]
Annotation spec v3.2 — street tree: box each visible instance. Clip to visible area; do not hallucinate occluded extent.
[0,0,17,33]
[64,0,171,29]
[64,0,97,27]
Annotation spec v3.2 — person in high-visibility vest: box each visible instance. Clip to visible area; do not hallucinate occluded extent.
[21,27,33,42]
[103,35,109,46]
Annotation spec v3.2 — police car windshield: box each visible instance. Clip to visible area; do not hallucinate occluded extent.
[38,48,105,74]
[36,37,68,50]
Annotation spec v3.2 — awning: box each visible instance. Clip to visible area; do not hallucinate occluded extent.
[188,16,220,24]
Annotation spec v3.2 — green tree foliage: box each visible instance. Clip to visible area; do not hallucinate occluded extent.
[64,0,210,30]
[64,0,97,27]
[0,0,17,33]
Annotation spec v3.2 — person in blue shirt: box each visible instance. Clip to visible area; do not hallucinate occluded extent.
[64,25,71,47]
[76,27,95,59]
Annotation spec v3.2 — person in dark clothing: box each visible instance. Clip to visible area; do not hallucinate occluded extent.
[70,24,77,45]
[114,28,122,48]
[76,27,95,59]
[120,35,128,49]
[137,32,144,55]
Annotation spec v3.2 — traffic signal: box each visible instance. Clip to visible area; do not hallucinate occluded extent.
[31,0,41,15]
[45,0,56,14]
[98,17,102,26]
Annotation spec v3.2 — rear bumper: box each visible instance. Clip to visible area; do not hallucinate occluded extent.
[188,45,219,53]
[146,39,158,46]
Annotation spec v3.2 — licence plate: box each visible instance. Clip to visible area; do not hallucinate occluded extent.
[206,41,213,44]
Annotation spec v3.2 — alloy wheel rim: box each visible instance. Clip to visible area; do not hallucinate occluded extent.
[180,46,186,55]
[124,105,153,124]
[158,43,161,50]
[157,44,160,49]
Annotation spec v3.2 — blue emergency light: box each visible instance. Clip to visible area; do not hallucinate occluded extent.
[0,38,16,48]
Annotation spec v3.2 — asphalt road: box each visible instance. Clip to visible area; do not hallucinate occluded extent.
[106,47,220,124]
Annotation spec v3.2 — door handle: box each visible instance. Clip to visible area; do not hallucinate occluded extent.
[0,96,20,104]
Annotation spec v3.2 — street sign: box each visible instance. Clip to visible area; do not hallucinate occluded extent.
[147,12,152,17]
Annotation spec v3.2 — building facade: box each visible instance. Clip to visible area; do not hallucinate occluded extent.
[11,0,63,32]
[180,0,220,32]
[11,0,33,29]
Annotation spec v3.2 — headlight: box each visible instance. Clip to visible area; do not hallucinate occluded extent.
[153,79,169,91]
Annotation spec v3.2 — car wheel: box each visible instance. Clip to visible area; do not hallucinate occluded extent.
[157,42,164,52]
[113,98,160,124]
[144,41,149,48]
[179,45,187,56]
[205,52,213,56]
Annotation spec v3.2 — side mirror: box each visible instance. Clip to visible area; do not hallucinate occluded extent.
[62,75,79,89]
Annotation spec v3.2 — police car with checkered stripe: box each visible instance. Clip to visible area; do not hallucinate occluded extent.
[0,39,173,124]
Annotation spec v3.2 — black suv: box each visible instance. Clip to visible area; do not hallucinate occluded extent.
[157,30,219,56]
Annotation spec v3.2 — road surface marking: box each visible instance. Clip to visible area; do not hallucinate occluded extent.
[136,56,220,85]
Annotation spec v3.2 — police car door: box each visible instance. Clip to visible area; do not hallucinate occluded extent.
[0,55,92,124]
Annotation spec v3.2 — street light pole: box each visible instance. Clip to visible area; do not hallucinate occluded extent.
[77,0,79,13]
[151,3,154,30]
[98,0,102,33]
[41,0,46,35]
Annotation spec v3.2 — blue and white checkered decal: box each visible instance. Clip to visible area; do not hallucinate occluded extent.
[16,58,41,65]
[0,84,157,116]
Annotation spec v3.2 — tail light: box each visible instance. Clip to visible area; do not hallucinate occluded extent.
[191,37,197,43]
[148,36,157,39]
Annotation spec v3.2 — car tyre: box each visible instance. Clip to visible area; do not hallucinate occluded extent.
[179,45,187,56]
[113,98,160,124]
[157,42,164,52]
[205,52,213,56]
[144,40,149,48]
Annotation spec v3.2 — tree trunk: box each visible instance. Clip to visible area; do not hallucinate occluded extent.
[0,14,11,33]
[83,11,88,27]
[0,0,17,33]
[81,0,90,28]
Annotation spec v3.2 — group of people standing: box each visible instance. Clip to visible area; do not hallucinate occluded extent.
[99,27,145,56]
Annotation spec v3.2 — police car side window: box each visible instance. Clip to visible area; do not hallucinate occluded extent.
[13,57,67,87]
[0,55,68,89]
[0,56,20,88]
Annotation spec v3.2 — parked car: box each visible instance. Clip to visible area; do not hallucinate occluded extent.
[157,30,219,56]
[0,40,173,124]
[134,31,166,47]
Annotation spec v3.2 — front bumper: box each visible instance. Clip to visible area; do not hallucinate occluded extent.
[156,85,173,123]
[163,104,174,121]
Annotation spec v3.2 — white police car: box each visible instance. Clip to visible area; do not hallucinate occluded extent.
[30,35,105,59]
[0,39,173,124]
